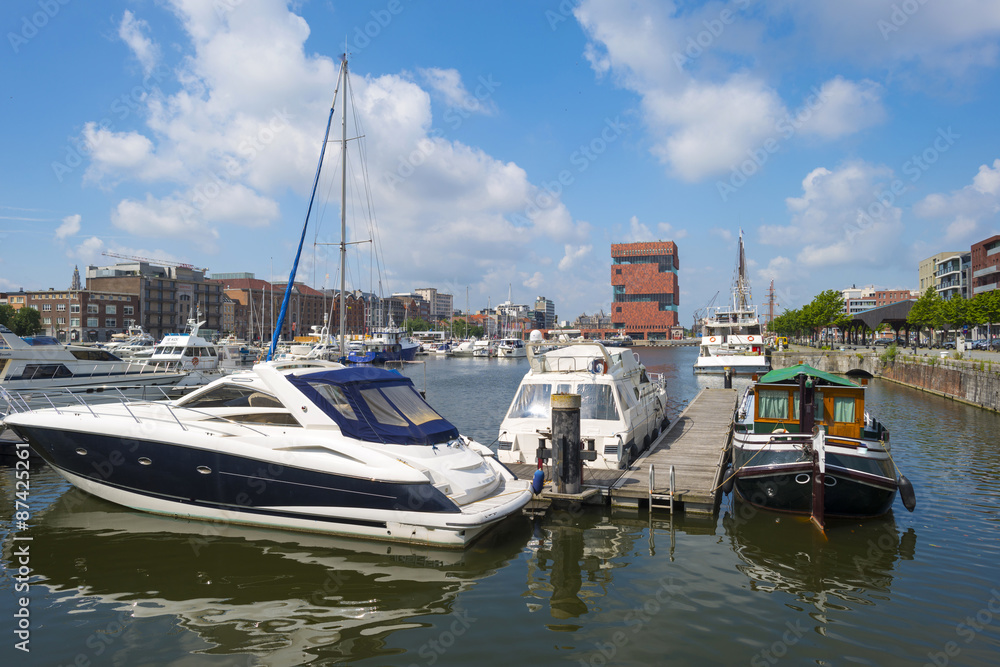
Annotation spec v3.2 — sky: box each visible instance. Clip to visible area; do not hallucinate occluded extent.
[3,0,1000,328]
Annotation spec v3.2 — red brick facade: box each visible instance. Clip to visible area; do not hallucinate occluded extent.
[610,241,680,340]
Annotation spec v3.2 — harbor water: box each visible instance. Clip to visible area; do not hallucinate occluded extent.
[2,346,999,666]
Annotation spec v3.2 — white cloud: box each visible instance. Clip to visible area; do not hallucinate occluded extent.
[797,77,886,139]
[761,162,905,267]
[558,245,592,271]
[69,237,106,266]
[55,214,81,241]
[913,158,1000,244]
[119,10,160,76]
[418,68,496,115]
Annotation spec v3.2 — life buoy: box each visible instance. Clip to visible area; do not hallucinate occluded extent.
[591,359,608,374]
[709,336,717,343]
[191,356,199,366]
[747,335,755,342]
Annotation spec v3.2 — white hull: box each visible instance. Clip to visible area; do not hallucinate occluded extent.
[693,353,769,375]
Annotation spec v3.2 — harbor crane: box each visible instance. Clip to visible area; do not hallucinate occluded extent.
[101,251,209,273]
[692,290,720,332]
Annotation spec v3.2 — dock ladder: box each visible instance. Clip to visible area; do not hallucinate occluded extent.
[649,464,676,514]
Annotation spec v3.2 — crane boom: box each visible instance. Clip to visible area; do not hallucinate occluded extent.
[101,251,208,273]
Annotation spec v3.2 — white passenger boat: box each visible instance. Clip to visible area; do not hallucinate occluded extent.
[496,341,668,470]
[495,337,526,358]
[3,359,532,547]
[693,231,770,375]
[145,316,227,386]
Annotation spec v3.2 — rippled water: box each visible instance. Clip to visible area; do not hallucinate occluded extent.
[2,346,999,666]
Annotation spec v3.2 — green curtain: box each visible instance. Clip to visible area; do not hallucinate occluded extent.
[833,396,855,423]
[758,390,788,420]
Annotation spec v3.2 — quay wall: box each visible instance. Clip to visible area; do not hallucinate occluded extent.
[771,349,1000,413]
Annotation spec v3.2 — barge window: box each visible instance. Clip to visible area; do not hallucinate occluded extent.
[380,385,443,425]
[792,391,824,419]
[507,384,552,419]
[360,388,408,426]
[580,384,618,421]
[833,396,855,423]
[758,389,789,420]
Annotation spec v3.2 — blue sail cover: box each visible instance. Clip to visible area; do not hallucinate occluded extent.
[288,367,460,445]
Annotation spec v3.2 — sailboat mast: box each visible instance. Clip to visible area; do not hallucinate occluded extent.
[339,55,348,358]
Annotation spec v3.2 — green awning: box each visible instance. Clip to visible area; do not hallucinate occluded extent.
[757,363,858,387]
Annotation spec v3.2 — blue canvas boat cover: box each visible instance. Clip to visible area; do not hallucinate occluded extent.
[288,366,460,445]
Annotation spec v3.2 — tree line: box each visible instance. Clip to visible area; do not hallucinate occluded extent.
[0,305,42,337]
[768,289,1000,342]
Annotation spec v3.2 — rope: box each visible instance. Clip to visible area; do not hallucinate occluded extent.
[711,425,787,493]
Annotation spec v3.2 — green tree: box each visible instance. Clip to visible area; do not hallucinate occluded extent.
[907,288,944,343]
[8,307,42,336]
[0,304,15,330]
[404,317,430,335]
[974,290,1000,340]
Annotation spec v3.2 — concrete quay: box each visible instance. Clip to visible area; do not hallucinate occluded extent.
[773,346,1000,413]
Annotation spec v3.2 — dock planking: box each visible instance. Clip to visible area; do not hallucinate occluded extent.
[611,387,736,513]
[506,387,737,514]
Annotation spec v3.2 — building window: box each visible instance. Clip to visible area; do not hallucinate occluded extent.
[57,304,66,311]
[124,306,134,315]
[56,317,66,325]
[106,305,116,314]
[71,304,80,313]
[87,318,98,327]
[42,317,51,324]
[87,304,99,314]
[105,318,116,328]
[42,304,52,311]
[70,318,80,326]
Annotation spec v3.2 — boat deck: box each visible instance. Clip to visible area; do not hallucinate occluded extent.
[506,387,737,514]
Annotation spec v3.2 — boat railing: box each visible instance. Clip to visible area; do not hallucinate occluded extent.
[525,341,614,374]
[1,387,271,437]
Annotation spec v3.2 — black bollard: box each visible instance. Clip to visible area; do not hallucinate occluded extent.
[724,367,733,389]
[552,393,582,495]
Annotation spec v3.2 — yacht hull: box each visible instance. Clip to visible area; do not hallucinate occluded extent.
[11,424,529,547]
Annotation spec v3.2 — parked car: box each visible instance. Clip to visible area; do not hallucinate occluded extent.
[941,340,956,349]
[991,339,1000,351]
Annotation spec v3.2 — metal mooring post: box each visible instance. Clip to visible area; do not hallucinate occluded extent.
[552,393,582,494]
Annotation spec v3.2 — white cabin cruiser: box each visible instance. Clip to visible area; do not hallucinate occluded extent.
[497,341,668,470]
[145,317,226,386]
[0,324,186,407]
[694,230,770,375]
[3,360,532,547]
[495,338,526,358]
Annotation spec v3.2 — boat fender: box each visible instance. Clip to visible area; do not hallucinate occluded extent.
[531,469,545,495]
[591,359,608,374]
[722,464,735,495]
[898,474,916,512]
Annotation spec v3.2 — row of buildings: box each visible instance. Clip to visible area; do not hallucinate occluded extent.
[918,235,1000,302]
[3,239,689,344]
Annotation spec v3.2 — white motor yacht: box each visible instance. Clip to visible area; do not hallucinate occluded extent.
[497,341,668,470]
[3,360,532,547]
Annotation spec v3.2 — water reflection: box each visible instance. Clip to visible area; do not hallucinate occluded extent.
[722,499,917,613]
[24,490,531,665]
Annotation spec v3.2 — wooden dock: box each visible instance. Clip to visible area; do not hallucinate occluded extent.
[506,387,737,514]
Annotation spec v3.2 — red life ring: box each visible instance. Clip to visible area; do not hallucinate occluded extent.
[748,335,755,342]
[709,336,717,343]
[191,356,199,366]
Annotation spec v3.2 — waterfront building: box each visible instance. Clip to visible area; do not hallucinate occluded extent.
[934,252,971,300]
[971,235,1000,295]
[21,286,139,343]
[919,252,960,294]
[610,241,679,340]
[86,262,223,340]
[414,288,454,321]
[534,296,556,329]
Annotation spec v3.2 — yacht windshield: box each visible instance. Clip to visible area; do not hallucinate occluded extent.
[507,382,619,421]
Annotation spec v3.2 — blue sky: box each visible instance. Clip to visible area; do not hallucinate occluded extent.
[3,0,1000,327]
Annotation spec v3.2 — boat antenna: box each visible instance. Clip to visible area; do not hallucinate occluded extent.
[267,54,346,361]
